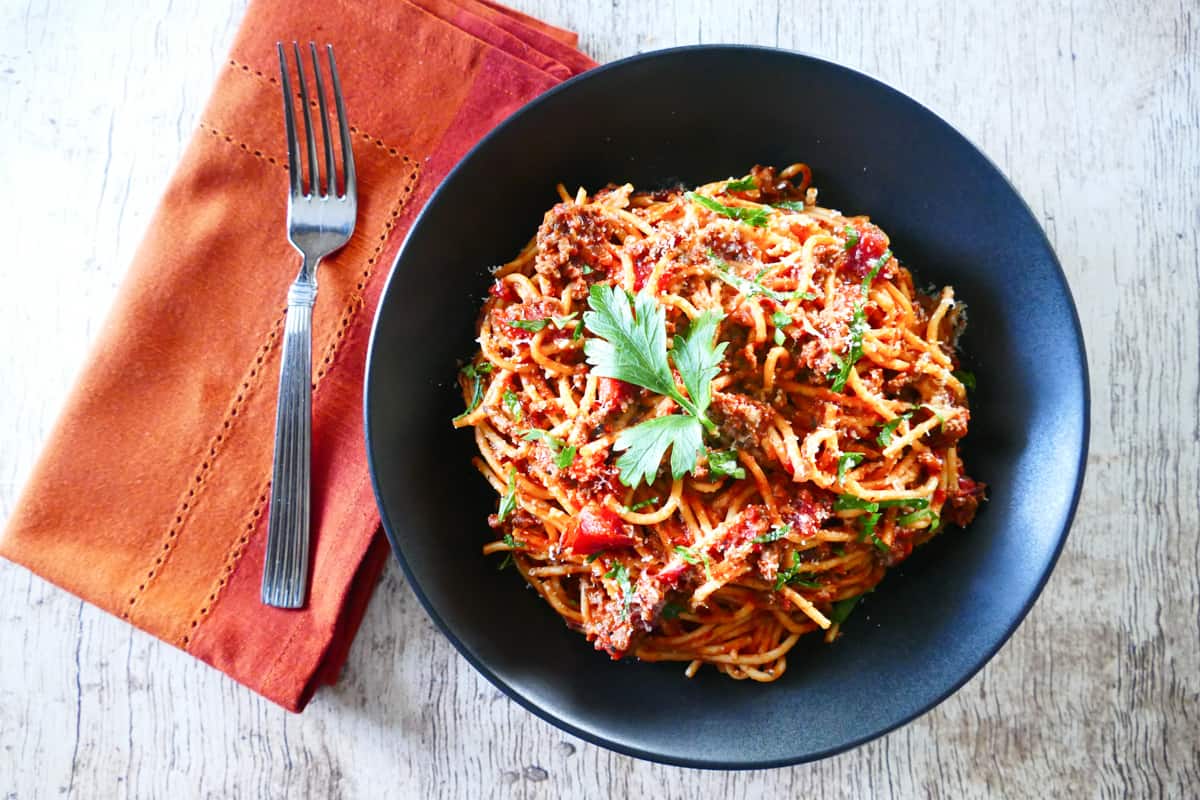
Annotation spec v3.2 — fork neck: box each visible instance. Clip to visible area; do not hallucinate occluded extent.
[288,255,320,306]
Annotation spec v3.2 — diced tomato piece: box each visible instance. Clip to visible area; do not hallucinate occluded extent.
[598,377,635,412]
[846,224,889,280]
[488,278,519,303]
[564,504,636,556]
[655,561,688,588]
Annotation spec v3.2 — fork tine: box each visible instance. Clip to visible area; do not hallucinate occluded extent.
[308,43,337,197]
[326,45,356,201]
[277,43,302,196]
[292,42,321,196]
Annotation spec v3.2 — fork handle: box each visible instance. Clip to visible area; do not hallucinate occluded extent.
[262,282,316,608]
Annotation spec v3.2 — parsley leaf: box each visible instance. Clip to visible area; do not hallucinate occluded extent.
[774,328,786,346]
[625,496,659,512]
[829,303,867,392]
[876,411,913,447]
[829,595,861,625]
[673,544,702,564]
[497,467,517,521]
[605,562,633,619]
[707,252,816,303]
[502,533,525,550]
[502,389,522,421]
[572,320,584,341]
[552,312,579,329]
[453,363,492,421]
[752,523,791,544]
[581,264,595,275]
[614,415,704,487]
[661,602,684,620]
[671,310,727,423]
[584,285,678,407]
[773,200,807,212]
[725,176,758,192]
[871,533,890,553]
[844,226,860,250]
[585,551,606,564]
[707,449,746,480]
[953,370,977,390]
[686,192,770,227]
[772,310,792,327]
[837,452,865,482]
[584,285,728,486]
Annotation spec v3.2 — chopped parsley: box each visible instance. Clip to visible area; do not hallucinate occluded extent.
[625,496,660,512]
[502,389,522,421]
[857,511,882,542]
[861,250,891,293]
[876,411,913,447]
[897,508,941,531]
[584,551,606,564]
[453,362,493,421]
[661,601,685,620]
[953,369,977,390]
[772,310,792,346]
[686,191,770,227]
[673,545,702,565]
[871,533,890,553]
[829,595,861,625]
[510,318,549,332]
[707,449,746,480]
[774,553,822,590]
[497,467,518,522]
[844,226,860,250]
[773,200,807,212]
[521,429,576,469]
[584,284,727,486]
[828,303,867,392]
[725,176,759,192]
[829,249,892,393]
[498,533,523,569]
[605,562,633,619]
[837,452,865,482]
[511,313,578,334]
[707,252,816,303]
[753,523,791,544]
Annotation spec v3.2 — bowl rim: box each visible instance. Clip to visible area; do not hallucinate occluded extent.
[363,43,1091,769]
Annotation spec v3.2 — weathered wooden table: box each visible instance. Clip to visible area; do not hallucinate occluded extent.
[2,1,1196,796]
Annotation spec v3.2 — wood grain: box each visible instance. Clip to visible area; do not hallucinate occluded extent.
[1,0,1196,796]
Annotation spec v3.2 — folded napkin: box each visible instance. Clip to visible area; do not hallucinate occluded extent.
[1,0,594,711]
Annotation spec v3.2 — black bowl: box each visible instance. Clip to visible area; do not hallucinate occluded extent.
[364,46,1088,768]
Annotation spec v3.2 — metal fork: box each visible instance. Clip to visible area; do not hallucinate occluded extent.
[261,42,357,608]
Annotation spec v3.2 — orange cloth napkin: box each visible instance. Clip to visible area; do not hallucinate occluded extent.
[1,0,595,711]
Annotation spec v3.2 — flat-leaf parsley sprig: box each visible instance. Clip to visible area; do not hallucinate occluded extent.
[583,284,728,487]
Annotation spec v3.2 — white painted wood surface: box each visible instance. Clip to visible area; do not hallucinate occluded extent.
[1,0,1196,796]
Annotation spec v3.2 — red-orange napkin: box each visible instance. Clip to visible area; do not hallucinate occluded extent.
[0,0,595,711]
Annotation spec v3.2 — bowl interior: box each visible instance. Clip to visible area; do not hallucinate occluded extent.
[364,46,1088,768]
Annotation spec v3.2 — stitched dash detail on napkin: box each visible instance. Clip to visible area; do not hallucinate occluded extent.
[227,59,415,164]
[122,314,286,622]
[314,163,421,384]
[197,122,289,169]
[180,481,272,648]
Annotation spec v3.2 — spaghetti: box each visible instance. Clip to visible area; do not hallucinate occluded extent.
[453,165,984,681]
